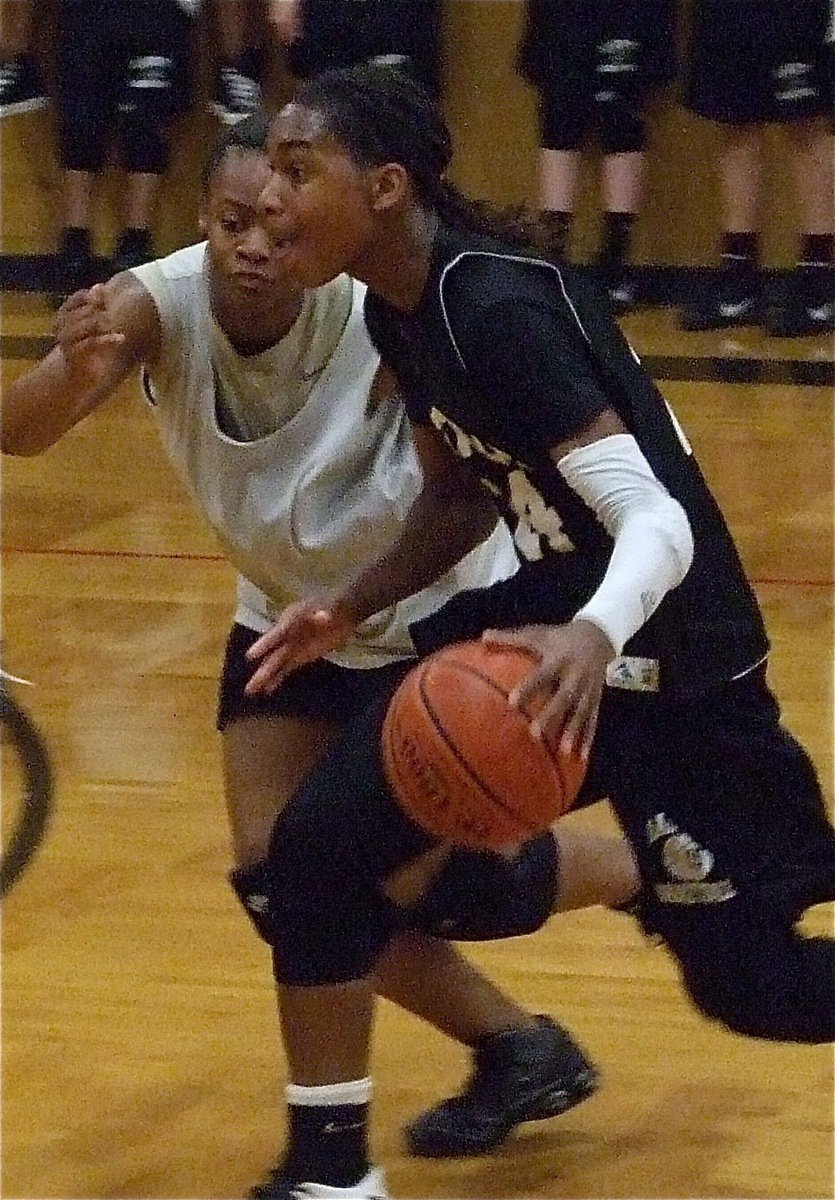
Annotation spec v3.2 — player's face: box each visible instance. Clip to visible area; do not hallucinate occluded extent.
[260,103,378,289]
[202,149,299,304]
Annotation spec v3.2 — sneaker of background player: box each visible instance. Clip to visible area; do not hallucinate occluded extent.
[763,267,835,338]
[248,1165,387,1200]
[679,269,761,332]
[53,227,96,301]
[0,53,48,118]
[606,270,639,315]
[210,64,262,125]
[404,1015,599,1158]
[110,228,154,277]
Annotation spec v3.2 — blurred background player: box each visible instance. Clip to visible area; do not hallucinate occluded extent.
[269,0,442,97]
[53,0,196,296]
[516,0,676,312]
[0,0,46,117]
[679,0,834,337]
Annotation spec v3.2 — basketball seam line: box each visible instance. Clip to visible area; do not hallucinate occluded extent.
[417,660,543,837]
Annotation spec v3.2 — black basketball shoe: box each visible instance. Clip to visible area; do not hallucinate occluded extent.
[404,1015,599,1158]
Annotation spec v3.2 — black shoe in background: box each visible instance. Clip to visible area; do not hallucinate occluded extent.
[110,228,154,276]
[595,259,639,315]
[680,270,761,331]
[53,227,95,302]
[763,269,835,338]
[404,1015,599,1158]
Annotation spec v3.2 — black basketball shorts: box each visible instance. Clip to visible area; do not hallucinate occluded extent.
[585,665,835,929]
[216,622,412,730]
[685,0,830,124]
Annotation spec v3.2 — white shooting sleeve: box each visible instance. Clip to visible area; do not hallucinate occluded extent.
[557,432,694,654]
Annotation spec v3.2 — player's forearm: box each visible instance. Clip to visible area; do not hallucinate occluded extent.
[2,354,110,456]
[338,486,498,625]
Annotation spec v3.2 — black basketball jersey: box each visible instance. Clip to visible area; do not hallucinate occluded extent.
[363,224,769,697]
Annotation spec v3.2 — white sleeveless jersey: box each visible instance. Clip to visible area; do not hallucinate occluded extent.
[130,243,518,668]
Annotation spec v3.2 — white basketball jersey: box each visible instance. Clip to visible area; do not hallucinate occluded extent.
[130,243,518,667]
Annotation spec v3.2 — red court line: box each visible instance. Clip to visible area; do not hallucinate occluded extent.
[2,545,832,589]
[3,546,224,562]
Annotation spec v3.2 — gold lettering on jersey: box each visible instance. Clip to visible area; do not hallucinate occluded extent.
[654,880,737,904]
[429,407,573,561]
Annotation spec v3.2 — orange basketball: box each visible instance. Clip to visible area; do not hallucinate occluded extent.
[381,640,586,850]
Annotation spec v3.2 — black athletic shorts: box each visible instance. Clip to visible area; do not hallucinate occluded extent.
[217,622,412,730]
[56,0,193,173]
[517,0,676,151]
[585,664,835,926]
[288,0,442,95]
[685,0,831,124]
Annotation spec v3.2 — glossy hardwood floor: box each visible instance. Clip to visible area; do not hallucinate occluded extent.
[1,292,833,1199]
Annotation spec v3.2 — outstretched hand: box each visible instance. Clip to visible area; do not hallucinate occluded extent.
[244,599,359,694]
[482,619,615,761]
[53,284,126,389]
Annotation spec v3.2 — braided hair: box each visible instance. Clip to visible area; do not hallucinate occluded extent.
[293,62,548,255]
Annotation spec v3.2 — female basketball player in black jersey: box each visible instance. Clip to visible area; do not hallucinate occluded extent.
[240,63,834,1197]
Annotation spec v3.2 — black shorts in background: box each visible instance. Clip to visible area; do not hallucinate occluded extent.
[685,0,830,124]
[217,623,411,730]
[288,0,442,95]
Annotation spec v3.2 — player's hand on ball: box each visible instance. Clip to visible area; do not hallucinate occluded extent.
[244,599,358,694]
[482,619,615,761]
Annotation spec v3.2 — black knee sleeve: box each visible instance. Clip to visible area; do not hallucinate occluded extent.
[267,821,401,986]
[117,54,179,174]
[262,691,434,987]
[230,844,401,983]
[229,859,276,944]
[405,834,558,942]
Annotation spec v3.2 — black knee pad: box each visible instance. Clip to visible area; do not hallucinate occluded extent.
[262,691,434,987]
[405,834,558,942]
[229,859,276,945]
[117,54,178,174]
[266,816,401,987]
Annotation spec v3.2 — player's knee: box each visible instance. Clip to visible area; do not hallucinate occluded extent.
[229,838,396,984]
[272,818,399,985]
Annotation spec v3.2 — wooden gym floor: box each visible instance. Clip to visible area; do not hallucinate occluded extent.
[1,291,833,1199]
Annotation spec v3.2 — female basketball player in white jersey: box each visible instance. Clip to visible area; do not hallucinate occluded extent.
[3,115,643,1199]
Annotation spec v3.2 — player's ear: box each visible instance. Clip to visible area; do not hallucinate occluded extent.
[368,162,409,214]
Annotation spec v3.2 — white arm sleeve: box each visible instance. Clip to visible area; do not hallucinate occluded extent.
[557,432,694,654]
